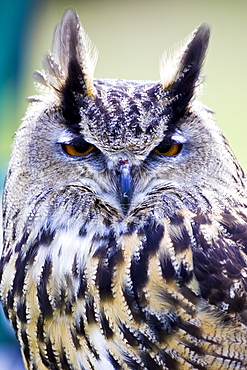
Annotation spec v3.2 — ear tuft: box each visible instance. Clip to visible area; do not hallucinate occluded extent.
[160,24,210,119]
[35,10,98,98]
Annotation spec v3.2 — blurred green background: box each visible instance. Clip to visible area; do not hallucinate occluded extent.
[0,0,246,368]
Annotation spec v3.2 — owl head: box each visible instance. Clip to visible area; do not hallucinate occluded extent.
[4,10,245,233]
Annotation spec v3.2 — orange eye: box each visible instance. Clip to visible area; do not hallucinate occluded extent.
[63,143,95,156]
[154,144,182,156]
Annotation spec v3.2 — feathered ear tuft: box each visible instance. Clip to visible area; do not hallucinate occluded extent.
[34,10,98,98]
[160,24,210,120]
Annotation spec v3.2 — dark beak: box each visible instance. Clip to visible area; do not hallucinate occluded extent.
[118,159,132,213]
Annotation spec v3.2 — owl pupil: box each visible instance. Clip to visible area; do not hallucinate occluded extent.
[74,143,91,153]
[158,145,172,153]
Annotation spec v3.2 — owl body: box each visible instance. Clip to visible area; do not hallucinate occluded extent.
[1,10,247,370]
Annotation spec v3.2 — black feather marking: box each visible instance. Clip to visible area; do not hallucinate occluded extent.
[141,353,164,370]
[130,252,148,295]
[16,301,27,323]
[79,225,87,237]
[145,311,177,341]
[160,256,176,282]
[146,223,164,252]
[37,258,53,318]
[84,336,99,361]
[75,315,86,337]
[177,318,202,339]
[37,316,45,342]
[169,214,191,254]
[52,10,95,126]
[15,230,29,252]
[95,231,123,301]
[180,285,199,305]
[122,285,143,323]
[194,214,212,225]
[131,223,164,292]
[53,286,66,310]
[6,290,14,310]
[160,351,179,370]
[96,259,113,301]
[119,323,139,347]
[12,241,39,296]
[123,354,143,370]
[107,352,122,369]
[167,24,210,120]
[100,311,114,339]
[61,59,84,125]
[39,351,51,369]
[65,300,73,316]
[38,227,55,245]
[77,268,87,299]
[60,348,73,369]
[11,315,18,333]
[127,221,138,234]
[85,296,96,324]
[21,328,31,365]
[177,262,194,285]
[72,254,78,278]
[46,339,59,367]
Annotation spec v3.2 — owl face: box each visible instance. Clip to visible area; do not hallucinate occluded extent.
[4,11,245,231]
[13,77,235,228]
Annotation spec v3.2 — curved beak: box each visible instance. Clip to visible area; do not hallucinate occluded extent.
[118,159,132,213]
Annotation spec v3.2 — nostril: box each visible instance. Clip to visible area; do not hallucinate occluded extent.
[115,159,130,177]
[119,158,129,166]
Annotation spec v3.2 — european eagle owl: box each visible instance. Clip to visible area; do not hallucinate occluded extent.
[1,10,247,370]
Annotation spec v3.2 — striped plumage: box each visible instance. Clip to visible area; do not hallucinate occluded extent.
[1,10,247,369]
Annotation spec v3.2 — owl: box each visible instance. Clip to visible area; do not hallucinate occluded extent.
[1,9,247,370]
